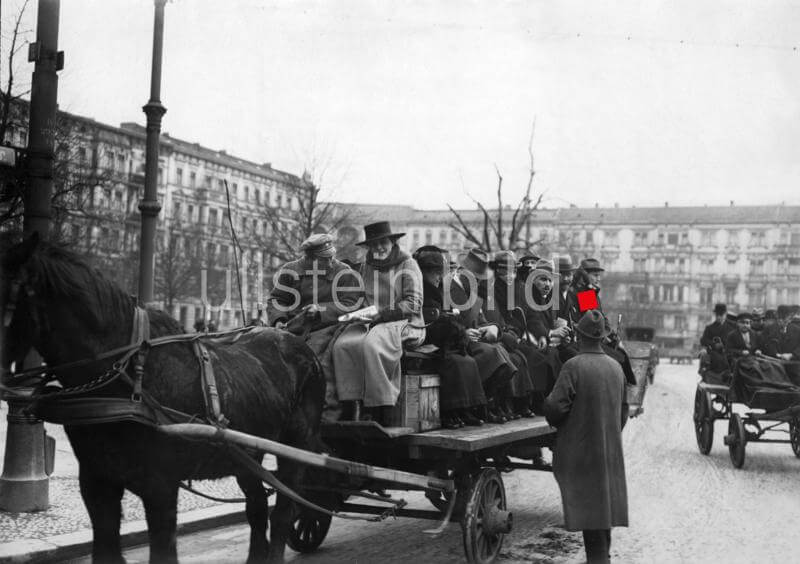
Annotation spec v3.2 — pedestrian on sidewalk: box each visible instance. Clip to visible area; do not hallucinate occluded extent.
[543,309,629,564]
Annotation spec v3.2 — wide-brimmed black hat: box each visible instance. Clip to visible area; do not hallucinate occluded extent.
[713,303,727,315]
[557,255,575,272]
[415,250,447,274]
[575,309,611,340]
[777,305,792,319]
[356,221,406,246]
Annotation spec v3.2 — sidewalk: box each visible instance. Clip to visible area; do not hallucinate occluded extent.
[0,402,247,563]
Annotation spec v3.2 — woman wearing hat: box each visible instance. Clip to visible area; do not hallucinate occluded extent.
[332,222,425,422]
[415,248,487,428]
[544,310,629,563]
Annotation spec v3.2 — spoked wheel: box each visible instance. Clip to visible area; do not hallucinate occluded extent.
[462,468,512,564]
[287,509,332,553]
[693,387,714,455]
[727,413,747,469]
[790,418,800,459]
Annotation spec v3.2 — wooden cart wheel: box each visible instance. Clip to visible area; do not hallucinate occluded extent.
[462,468,512,564]
[790,418,800,459]
[727,413,746,469]
[693,387,714,455]
[287,509,332,554]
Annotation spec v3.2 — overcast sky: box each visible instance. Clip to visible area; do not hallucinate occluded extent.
[8,0,800,209]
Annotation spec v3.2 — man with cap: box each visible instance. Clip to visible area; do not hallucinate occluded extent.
[725,312,756,361]
[267,233,361,334]
[415,247,487,428]
[699,303,732,373]
[516,251,541,286]
[544,310,629,563]
[564,258,605,329]
[332,221,426,423]
[450,248,520,424]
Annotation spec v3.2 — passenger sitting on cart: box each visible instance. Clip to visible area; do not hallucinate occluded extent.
[415,247,487,429]
[759,305,800,361]
[331,222,425,424]
[725,312,756,362]
[450,248,519,424]
[700,303,732,373]
[266,233,361,334]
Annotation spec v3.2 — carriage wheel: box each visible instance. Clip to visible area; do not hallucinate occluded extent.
[693,388,714,455]
[287,510,332,553]
[727,414,746,469]
[462,468,511,564]
[790,418,800,459]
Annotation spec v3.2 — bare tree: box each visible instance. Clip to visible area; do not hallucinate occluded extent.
[154,226,205,311]
[249,162,352,266]
[448,119,546,253]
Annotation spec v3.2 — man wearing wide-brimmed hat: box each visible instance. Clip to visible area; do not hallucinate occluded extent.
[332,222,425,422]
[544,309,629,564]
[267,233,360,333]
[563,257,605,329]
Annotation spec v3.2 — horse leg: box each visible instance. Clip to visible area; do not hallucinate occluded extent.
[236,467,271,563]
[79,471,125,564]
[141,483,179,564]
[266,464,298,564]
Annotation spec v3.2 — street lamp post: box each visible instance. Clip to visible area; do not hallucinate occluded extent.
[138,0,168,307]
[0,0,62,512]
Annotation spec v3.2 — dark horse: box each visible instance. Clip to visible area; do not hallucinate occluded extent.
[1,235,326,563]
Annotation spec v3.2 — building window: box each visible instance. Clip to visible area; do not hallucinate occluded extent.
[749,231,766,247]
[412,231,420,246]
[749,260,764,275]
[699,286,713,305]
[633,258,646,273]
[189,171,196,188]
[425,230,433,245]
[675,315,686,330]
[700,230,715,246]
[209,208,218,227]
[667,233,679,245]
[728,230,739,246]
[633,231,648,246]
[727,259,737,272]
[116,154,125,172]
[792,232,800,246]
[439,230,447,245]
[218,179,225,191]
[604,230,618,246]
[232,183,238,197]
[585,230,593,244]
[244,186,250,201]
[255,189,261,205]
[187,204,195,223]
[724,286,737,304]
[176,168,183,186]
[173,201,181,220]
[665,258,676,273]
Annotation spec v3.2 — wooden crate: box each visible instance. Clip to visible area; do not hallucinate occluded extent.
[386,373,441,432]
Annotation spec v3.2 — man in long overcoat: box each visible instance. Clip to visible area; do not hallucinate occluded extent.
[544,309,629,563]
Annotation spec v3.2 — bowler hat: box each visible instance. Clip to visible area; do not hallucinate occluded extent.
[575,309,611,340]
[580,258,604,272]
[461,248,489,275]
[518,252,540,264]
[713,303,727,315]
[492,250,517,272]
[764,309,777,321]
[777,305,792,319]
[356,221,405,246]
[300,233,336,258]
[556,255,575,272]
[412,245,447,258]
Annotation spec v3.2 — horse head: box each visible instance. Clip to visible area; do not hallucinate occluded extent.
[1,233,137,379]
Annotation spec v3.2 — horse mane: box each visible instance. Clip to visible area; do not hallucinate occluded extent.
[25,242,181,335]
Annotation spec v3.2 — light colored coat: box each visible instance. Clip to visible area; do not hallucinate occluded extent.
[544,351,629,531]
[332,255,424,406]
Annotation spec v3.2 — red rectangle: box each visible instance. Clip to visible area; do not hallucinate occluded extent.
[577,289,598,312]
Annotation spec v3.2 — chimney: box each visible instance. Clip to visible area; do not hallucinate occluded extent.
[614,202,619,208]
[664,201,669,207]
[594,202,599,208]
[730,200,735,206]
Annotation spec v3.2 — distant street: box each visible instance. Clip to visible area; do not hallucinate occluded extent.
[68,361,800,563]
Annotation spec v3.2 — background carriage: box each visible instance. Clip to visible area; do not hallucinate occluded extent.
[623,326,659,417]
[693,355,800,468]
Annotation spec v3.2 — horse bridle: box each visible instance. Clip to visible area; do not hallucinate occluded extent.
[3,269,28,330]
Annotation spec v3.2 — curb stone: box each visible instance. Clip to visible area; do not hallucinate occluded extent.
[0,505,246,563]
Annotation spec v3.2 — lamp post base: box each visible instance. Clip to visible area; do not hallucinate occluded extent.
[0,399,50,512]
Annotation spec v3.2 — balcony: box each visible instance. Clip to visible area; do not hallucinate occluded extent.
[721,273,740,284]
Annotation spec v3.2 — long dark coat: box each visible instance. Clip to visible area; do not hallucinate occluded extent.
[422,279,486,410]
[544,351,629,531]
[449,274,516,386]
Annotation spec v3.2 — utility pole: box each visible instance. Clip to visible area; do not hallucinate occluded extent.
[138,0,168,306]
[0,0,62,512]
